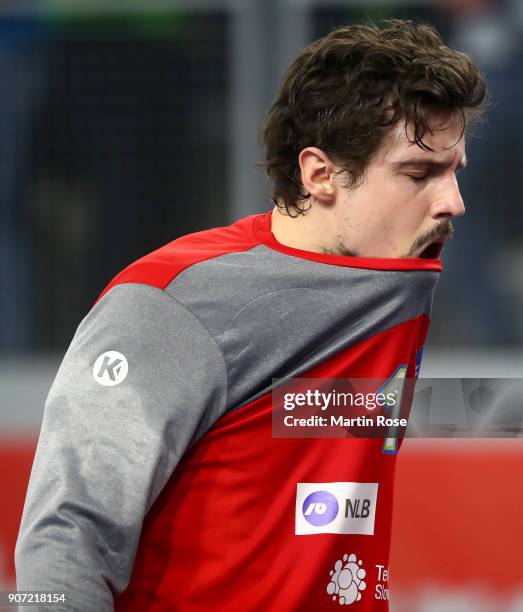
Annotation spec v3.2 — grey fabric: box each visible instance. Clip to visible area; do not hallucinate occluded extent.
[15,283,227,611]
[167,244,438,408]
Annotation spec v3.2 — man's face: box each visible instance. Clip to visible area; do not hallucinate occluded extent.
[332,112,466,259]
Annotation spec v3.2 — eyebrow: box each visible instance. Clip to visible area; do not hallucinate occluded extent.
[393,156,468,171]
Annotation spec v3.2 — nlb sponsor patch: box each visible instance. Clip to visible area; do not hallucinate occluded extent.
[295,482,378,535]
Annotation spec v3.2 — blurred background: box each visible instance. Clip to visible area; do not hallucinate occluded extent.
[0,0,522,610]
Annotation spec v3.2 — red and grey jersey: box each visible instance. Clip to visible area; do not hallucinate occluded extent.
[15,210,441,611]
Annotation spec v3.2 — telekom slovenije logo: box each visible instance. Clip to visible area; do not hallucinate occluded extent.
[302,491,339,526]
[327,553,367,606]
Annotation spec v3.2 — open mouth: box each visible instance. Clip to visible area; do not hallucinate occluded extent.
[418,240,444,259]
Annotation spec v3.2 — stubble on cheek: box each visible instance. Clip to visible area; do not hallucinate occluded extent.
[336,235,359,257]
[321,234,359,257]
[330,206,360,257]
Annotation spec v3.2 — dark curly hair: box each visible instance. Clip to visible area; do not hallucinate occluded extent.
[261,19,486,216]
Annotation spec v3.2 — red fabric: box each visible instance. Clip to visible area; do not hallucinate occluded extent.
[98,210,441,609]
[115,316,429,611]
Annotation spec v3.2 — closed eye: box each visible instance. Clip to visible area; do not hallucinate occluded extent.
[406,174,427,183]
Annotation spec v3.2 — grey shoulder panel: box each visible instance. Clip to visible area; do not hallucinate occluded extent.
[166,244,438,409]
[15,283,226,611]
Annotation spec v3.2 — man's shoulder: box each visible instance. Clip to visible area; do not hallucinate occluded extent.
[96,212,266,303]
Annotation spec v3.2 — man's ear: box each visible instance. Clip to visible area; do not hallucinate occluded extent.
[298,147,337,204]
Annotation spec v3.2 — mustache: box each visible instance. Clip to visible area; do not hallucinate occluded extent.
[407,220,454,256]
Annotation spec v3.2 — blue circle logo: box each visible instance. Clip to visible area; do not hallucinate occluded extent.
[302,490,339,526]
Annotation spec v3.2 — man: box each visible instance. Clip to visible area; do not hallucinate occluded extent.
[16,20,485,611]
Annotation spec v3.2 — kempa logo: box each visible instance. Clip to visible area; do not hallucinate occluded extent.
[93,351,128,386]
[295,482,378,535]
[327,553,367,606]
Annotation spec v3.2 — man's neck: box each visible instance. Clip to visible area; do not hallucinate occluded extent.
[270,204,338,254]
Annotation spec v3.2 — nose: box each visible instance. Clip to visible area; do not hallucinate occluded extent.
[429,173,465,219]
